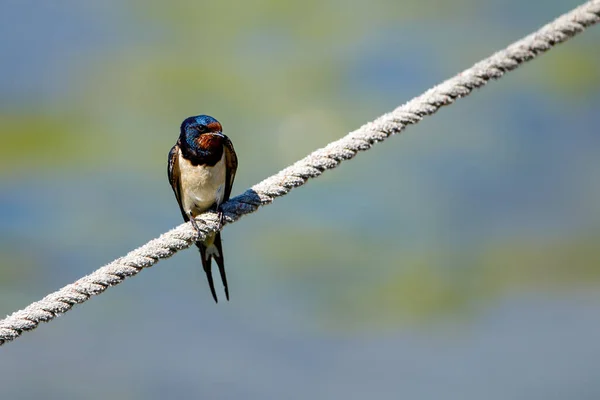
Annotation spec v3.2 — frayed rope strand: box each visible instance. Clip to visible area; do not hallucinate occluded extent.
[1,0,599,346]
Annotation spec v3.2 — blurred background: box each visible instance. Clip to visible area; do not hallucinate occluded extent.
[1,0,599,398]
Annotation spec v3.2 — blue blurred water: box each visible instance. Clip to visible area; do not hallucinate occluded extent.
[1,1,599,399]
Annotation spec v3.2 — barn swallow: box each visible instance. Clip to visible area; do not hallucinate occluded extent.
[168,115,238,303]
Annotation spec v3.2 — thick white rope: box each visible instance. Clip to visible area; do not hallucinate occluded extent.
[1,0,599,346]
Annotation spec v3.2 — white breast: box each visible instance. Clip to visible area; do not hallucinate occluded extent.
[177,149,227,217]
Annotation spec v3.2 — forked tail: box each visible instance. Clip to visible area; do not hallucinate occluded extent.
[197,232,229,303]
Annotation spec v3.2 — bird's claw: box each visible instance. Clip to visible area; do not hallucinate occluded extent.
[216,208,224,231]
[189,212,202,236]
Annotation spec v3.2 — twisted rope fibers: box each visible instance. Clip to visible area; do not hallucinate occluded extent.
[1,0,599,346]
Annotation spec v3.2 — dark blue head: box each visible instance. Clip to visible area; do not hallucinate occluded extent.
[180,115,224,150]
[180,115,223,137]
[179,114,226,156]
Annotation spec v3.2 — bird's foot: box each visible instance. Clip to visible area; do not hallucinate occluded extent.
[216,208,225,231]
[188,212,203,236]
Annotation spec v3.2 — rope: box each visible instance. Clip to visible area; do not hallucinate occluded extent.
[1,0,599,346]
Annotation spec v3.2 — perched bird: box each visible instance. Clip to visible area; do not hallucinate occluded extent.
[167,115,238,302]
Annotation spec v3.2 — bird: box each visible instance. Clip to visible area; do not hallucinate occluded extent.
[167,115,238,303]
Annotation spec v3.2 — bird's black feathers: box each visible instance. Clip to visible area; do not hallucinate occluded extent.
[198,233,229,302]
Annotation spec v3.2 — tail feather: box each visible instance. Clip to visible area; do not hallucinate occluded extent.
[213,232,229,301]
[197,232,229,302]
[198,242,218,303]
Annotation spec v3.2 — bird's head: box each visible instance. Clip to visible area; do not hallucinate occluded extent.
[180,115,224,150]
